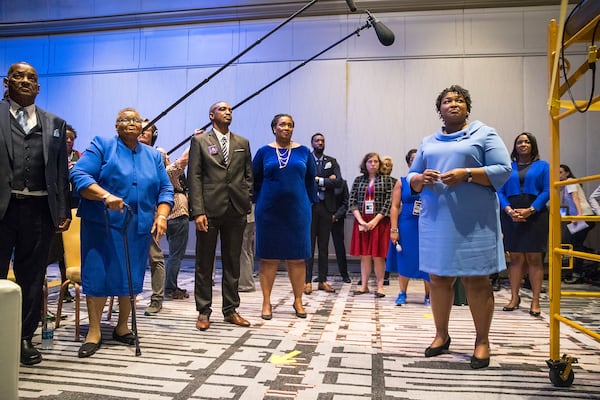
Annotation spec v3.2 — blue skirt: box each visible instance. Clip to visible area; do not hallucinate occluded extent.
[80,217,150,297]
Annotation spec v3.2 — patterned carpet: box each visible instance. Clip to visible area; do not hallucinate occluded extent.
[17,261,600,400]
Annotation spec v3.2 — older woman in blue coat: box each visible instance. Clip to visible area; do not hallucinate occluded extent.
[70,107,173,358]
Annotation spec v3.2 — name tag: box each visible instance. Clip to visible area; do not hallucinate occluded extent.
[365,200,375,215]
[413,200,422,216]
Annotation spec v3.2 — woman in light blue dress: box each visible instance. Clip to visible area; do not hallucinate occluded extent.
[407,85,511,369]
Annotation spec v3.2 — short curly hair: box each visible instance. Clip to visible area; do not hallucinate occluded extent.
[435,84,472,114]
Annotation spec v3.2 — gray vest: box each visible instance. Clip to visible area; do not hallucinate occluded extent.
[11,115,46,191]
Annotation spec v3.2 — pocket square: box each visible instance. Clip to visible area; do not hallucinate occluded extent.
[324,161,332,169]
[233,148,245,152]
[53,129,60,137]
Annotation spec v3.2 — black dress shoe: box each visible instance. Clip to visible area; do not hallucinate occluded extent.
[470,355,490,369]
[78,339,102,358]
[112,329,136,345]
[424,336,451,357]
[341,275,351,284]
[21,339,42,366]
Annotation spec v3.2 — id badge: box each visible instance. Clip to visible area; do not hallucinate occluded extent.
[412,200,422,216]
[365,200,375,215]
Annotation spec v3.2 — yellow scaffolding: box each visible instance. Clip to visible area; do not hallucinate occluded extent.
[546,3,600,387]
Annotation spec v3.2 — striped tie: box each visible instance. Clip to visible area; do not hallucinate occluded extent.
[221,136,229,164]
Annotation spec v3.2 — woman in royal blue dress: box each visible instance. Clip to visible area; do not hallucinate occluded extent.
[253,114,317,320]
[386,148,430,306]
[407,85,511,369]
[71,107,173,358]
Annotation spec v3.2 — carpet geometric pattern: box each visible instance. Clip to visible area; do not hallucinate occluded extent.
[18,262,600,399]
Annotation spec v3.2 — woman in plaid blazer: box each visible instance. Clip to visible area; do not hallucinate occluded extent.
[349,152,394,297]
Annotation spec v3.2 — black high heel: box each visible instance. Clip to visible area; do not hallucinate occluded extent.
[293,304,307,318]
[424,336,451,357]
[470,355,490,369]
[261,305,272,320]
[502,296,521,311]
[529,309,541,317]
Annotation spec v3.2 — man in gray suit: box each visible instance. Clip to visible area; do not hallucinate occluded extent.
[0,62,71,365]
[188,101,253,331]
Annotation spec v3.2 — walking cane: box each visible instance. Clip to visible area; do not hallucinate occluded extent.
[121,203,141,356]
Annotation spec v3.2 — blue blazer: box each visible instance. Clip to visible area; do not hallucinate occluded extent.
[497,160,550,212]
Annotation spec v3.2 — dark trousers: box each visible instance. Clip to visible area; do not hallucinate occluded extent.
[331,217,349,278]
[0,196,54,340]
[194,206,246,317]
[306,202,332,283]
[562,221,596,269]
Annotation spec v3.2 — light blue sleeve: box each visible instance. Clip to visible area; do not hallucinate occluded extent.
[481,128,512,190]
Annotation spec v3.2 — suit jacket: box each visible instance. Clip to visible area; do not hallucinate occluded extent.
[188,128,253,218]
[0,99,71,226]
[333,179,349,221]
[314,153,343,213]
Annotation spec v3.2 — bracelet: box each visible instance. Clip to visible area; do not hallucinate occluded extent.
[102,193,111,202]
[506,208,514,215]
[390,228,399,233]
[157,215,167,220]
[528,207,536,214]
[465,168,473,183]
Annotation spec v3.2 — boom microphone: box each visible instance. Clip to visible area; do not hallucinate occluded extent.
[345,0,357,12]
[366,11,395,46]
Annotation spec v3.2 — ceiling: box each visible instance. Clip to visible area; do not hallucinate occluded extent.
[0,0,577,37]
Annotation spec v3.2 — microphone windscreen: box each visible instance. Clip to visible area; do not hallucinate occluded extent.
[374,20,395,46]
[345,0,357,12]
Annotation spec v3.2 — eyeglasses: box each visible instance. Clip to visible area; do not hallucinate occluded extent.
[117,118,142,124]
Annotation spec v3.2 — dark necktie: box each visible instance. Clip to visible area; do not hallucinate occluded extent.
[316,159,325,200]
[16,107,29,133]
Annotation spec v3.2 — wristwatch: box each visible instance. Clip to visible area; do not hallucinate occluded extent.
[465,168,473,183]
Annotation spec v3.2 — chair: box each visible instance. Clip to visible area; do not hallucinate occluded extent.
[55,211,115,340]
[55,212,83,340]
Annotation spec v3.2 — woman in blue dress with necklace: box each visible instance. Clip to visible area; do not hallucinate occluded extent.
[407,85,511,369]
[253,113,317,320]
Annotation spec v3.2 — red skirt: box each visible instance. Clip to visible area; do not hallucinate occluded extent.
[350,214,391,258]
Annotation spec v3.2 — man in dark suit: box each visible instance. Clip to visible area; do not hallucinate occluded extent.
[331,179,351,283]
[0,62,71,365]
[188,101,253,331]
[304,133,343,294]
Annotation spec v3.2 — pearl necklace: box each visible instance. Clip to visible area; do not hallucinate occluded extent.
[275,144,291,169]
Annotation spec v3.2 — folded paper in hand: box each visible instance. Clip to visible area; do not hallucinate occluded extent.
[567,221,589,234]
